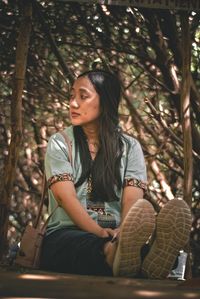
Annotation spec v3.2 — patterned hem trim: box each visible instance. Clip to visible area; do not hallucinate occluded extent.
[48,173,74,188]
[124,178,147,191]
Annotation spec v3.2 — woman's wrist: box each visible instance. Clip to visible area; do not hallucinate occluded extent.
[96,227,106,238]
[95,227,109,238]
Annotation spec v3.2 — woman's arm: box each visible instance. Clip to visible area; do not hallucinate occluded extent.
[121,186,144,222]
[50,180,114,238]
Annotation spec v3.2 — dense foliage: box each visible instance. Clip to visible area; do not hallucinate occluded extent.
[0,0,200,276]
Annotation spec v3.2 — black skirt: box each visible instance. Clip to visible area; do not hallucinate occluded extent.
[40,227,113,276]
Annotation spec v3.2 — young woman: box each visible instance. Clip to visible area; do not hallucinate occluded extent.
[40,69,192,278]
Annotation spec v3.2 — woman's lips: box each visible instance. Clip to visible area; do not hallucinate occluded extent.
[71,112,80,118]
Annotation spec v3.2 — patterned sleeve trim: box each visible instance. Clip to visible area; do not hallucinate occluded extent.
[123,178,147,191]
[48,173,74,188]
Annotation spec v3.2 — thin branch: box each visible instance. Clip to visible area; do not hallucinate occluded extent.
[32,0,74,83]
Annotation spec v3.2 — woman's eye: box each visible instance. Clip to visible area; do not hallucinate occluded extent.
[81,94,88,100]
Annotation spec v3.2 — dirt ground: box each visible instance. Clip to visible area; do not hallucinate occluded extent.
[0,266,200,299]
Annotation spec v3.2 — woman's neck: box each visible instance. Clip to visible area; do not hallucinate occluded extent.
[82,123,100,159]
[82,123,99,143]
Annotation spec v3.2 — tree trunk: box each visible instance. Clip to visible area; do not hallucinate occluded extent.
[180,12,193,279]
[180,14,193,207]
[0,1,32,259]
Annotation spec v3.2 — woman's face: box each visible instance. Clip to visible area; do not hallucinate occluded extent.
[69,76,101,126]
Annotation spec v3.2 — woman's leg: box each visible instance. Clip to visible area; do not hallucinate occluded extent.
[40,228,113,276]
[141,199,192,279]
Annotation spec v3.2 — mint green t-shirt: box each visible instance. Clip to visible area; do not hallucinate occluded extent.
[45,126,147,235]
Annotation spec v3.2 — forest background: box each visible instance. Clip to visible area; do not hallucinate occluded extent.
[0,0,200,277]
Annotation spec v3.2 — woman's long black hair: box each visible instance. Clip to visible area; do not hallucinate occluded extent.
[73,69,125,202]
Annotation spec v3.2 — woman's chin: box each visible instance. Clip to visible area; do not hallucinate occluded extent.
[70,119,83,126]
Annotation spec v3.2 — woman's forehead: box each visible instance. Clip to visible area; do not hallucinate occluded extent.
[72,76,96,92]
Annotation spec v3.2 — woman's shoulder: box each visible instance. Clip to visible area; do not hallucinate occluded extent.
[46,126,74,154]
[49,126,74,142]
[121,132,140,147]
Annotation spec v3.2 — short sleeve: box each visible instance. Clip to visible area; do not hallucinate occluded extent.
[124,137,147,191]
[45,133,74,188]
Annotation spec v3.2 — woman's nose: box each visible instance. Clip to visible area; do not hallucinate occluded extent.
[70,98,79,108]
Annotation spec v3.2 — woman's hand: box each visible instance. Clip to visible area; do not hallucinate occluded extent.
[111,227,120,243]
[99,228,115,238]
[113,227,120,235]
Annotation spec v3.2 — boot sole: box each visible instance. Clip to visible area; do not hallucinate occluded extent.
[113,199,155,277]
[141,199,192,279]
